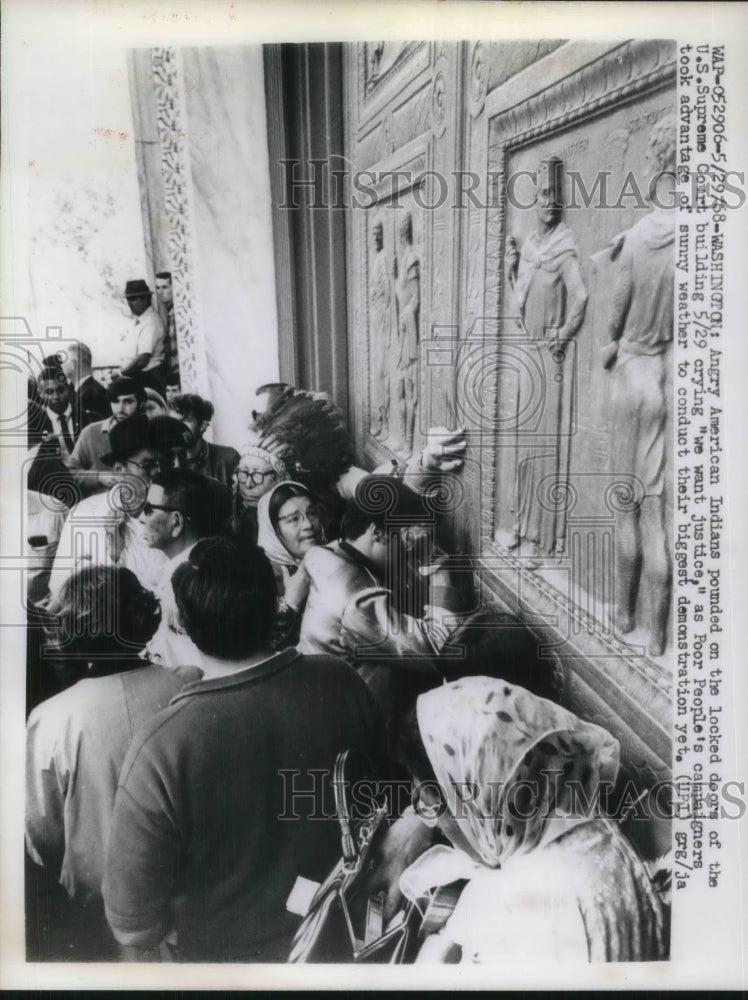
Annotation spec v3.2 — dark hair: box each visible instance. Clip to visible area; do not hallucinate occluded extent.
[339,498,375,542]
[268,482,314,533]
[252,387,354,493]
[108,375,146,406]
[170,392,214,424]
[46,566,161,668]
[38,363,67,386]
[340,477,432,542]
[172,538,276,659]
[438,611,563,703]
[155,271,172,281]
[159,468,231,538]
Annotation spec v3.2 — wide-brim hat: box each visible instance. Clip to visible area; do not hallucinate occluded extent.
[101,414,192,466]
[124,279,152,299]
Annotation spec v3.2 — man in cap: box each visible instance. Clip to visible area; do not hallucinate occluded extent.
[67,376,147,494]
[49,414,190,597]
[121,279,167,394]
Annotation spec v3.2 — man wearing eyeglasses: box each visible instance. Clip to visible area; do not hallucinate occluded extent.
[48,414,191,598]
[140,469,232,670]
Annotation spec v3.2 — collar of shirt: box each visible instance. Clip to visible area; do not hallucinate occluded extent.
[74,374,89,392]
[47,405,73,428]
[170,648,301,704]
[134,305,155,326]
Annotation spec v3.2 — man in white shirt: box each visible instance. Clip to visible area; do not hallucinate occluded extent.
[121,279,166,394]
[154,271,180,389]
[141,468,231,668]
[48,414,191,597]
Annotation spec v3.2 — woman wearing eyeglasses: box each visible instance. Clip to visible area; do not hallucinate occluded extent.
[257,482,326,649]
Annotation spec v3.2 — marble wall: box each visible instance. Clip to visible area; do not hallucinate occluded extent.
[6,36,146,367]
[129,46,280,450]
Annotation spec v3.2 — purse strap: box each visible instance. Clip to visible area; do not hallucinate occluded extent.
[333,749,358,865]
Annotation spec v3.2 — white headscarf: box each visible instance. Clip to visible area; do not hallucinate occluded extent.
[256,481,315,570]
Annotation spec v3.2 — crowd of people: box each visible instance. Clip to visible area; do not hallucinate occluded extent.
[23,297,670,964]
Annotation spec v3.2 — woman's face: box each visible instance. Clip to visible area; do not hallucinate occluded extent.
[276,495,323,559]
[233,456,278,507]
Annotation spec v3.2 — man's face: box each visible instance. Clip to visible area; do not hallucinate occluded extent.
[111,394,140,422]
[38,376,71,415]
[180,415,205,446]
[165,383,181,405]
[155,277,173,307]
[163,446,190,472]
[127,295,151,317]
[139,483,179,551]
[113,447,161,507]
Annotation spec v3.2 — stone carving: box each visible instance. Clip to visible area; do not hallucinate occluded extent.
[469,41,487,117]
[601,115,676,657]
[150,47,209,397]
[431,70,447,136]
[504,157,588,562]
[390,212,420,459]
[364,41,418,94]
[368,219,394,440]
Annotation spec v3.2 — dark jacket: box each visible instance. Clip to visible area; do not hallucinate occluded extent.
[76,375,110,421]
[27,395,96,449]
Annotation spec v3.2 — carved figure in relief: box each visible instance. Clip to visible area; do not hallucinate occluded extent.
[369,220,393,440]
[601,115,675,658]
[391,212,420,459]
[504,158,588,562]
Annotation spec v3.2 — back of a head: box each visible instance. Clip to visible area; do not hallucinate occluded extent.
[172,538,276,661]
[341,475,433,541]
[47,565,161,663]
[171,392,214,424]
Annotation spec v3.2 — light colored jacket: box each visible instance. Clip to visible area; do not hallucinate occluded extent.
[298,540,458,671]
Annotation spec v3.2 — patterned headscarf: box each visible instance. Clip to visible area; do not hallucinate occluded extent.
[416,676,620,868]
